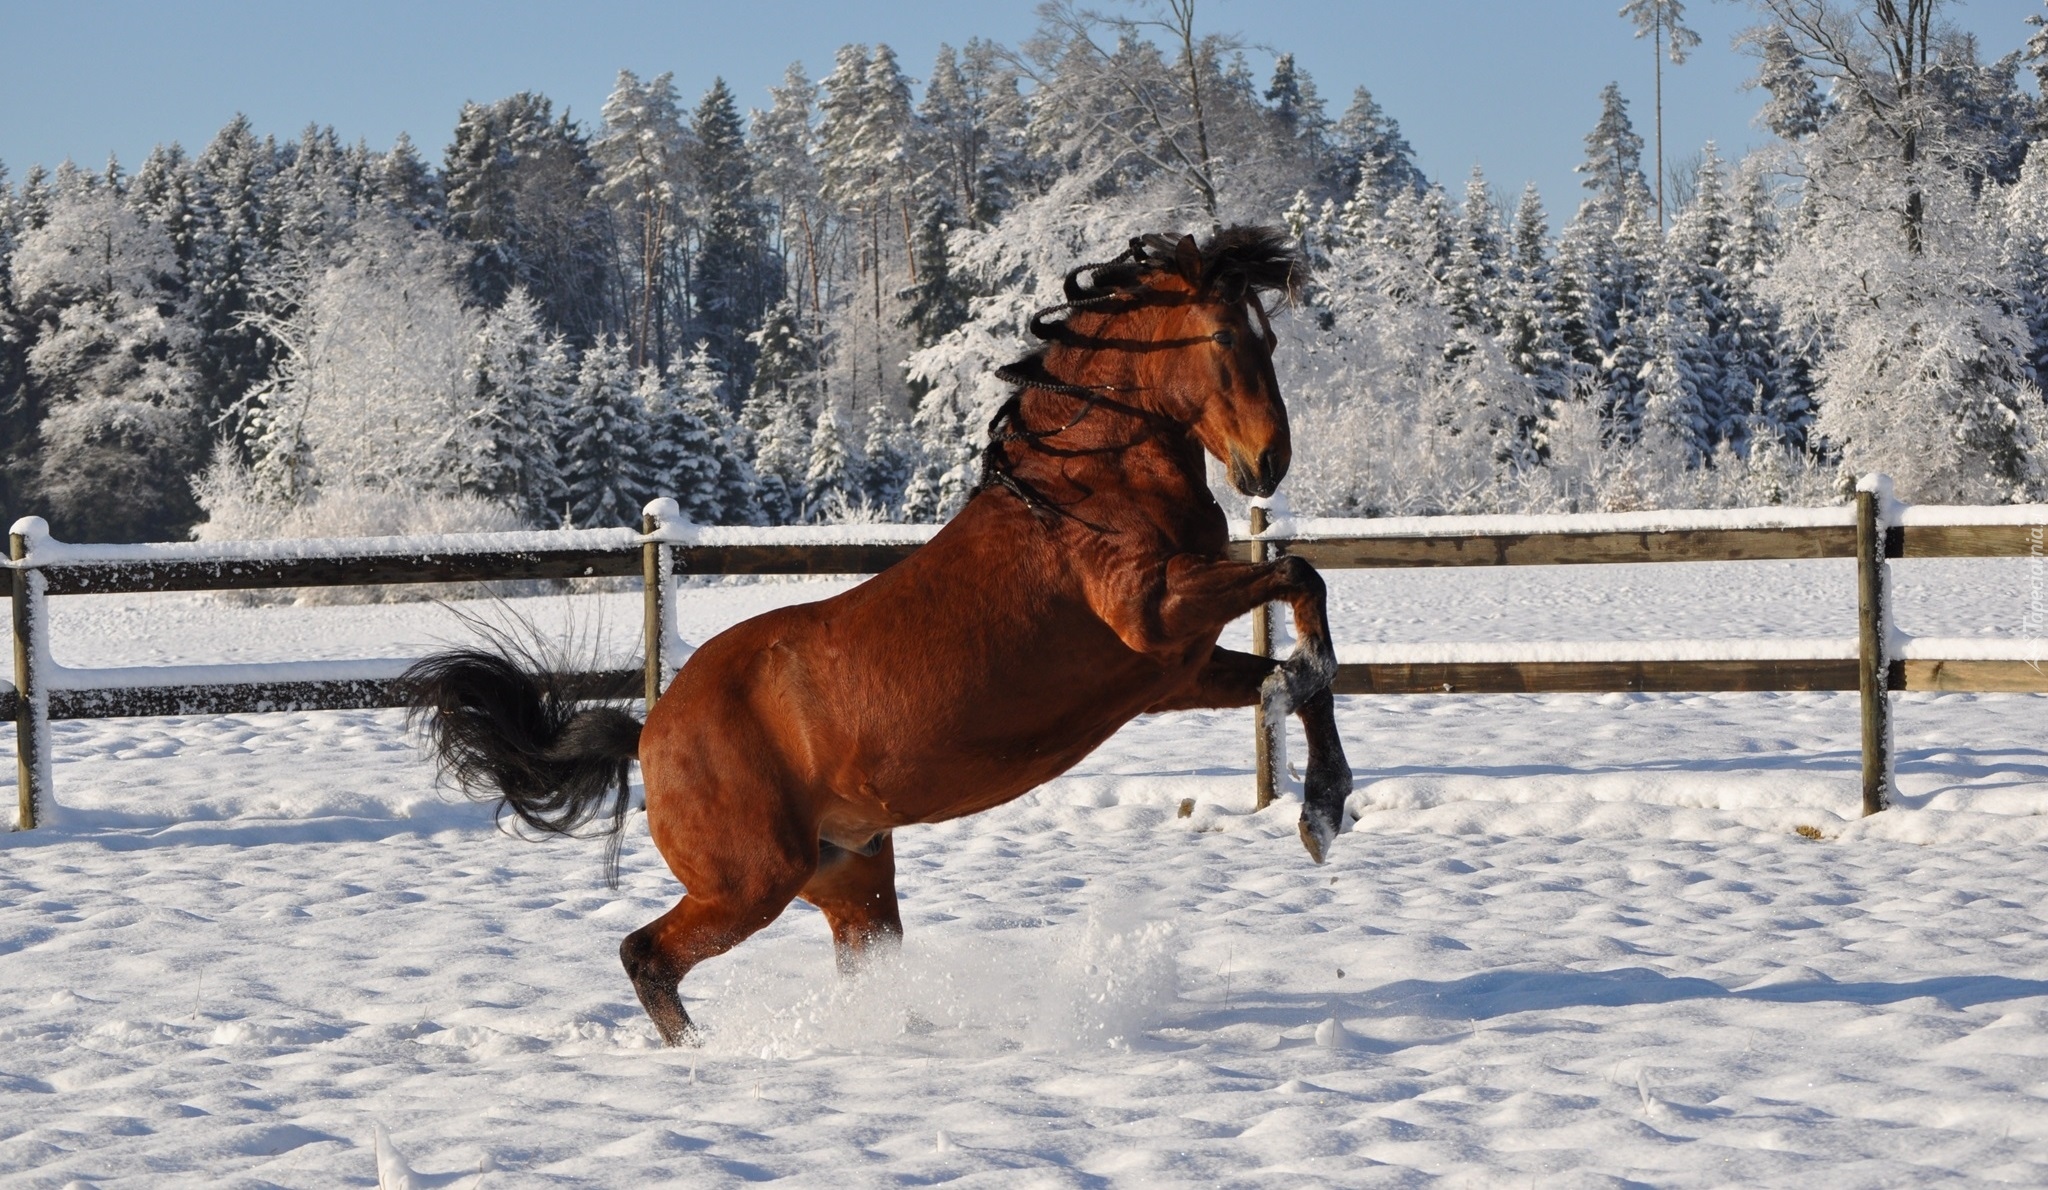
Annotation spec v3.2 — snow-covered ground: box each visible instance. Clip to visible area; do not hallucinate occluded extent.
[4,559,2048,1186]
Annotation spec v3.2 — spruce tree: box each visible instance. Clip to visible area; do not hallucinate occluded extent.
[561,336,654,527]
[743,300,820,524]
[465,286,569,524]
[642,357,721,525]
[1330,87,1425,206]
[802,404,854,522]
[690,78,776,392]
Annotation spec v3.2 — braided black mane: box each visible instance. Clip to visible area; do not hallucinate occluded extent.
[979,225,1306,517]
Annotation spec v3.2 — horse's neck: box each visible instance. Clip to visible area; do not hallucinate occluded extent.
[1006,386,1215,516]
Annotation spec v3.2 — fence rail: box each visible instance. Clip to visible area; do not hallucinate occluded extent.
[8,480,2048,830]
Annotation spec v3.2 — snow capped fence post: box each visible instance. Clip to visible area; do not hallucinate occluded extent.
[1856,475,1896,816]
[642,498,681,711]
[9,518,53,830]
[1248,498,1287,811]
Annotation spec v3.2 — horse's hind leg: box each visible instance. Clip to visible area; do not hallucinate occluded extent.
[619,863,810,1046]
[800,834,903,975]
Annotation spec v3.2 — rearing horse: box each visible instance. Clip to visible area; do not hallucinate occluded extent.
[406,226,1352,1046]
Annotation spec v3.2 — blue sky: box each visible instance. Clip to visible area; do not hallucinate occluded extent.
[2,1,2041,220]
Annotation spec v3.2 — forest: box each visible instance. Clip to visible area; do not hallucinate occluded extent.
[2,0,2047,544]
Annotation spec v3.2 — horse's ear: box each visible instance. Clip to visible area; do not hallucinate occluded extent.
[1173,234,1202,285]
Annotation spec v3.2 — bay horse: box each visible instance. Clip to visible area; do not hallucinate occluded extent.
[405,226,1352,1047]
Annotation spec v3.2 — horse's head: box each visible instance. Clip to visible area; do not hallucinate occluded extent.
[1028,226,1306,498]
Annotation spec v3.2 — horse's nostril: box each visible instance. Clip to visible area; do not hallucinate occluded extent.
[1257,448,1287,495]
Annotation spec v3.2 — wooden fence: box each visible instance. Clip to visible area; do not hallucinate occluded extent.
[8,481,2048,830]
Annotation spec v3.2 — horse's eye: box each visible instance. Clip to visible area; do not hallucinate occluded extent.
[1212,330,1235,348]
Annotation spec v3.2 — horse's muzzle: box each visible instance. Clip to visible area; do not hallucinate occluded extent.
[1229,447,1286,498]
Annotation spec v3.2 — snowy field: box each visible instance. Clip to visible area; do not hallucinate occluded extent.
[4,559,2048,1187]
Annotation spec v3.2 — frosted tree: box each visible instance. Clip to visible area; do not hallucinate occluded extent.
[802,403,855,521]
[243,215,483,506]
[1498,183,1570,418]
[1744,24,1826,141]
[751,64,825,321]
[561,336,654,527]
[2006,142,2048,400]
[1638,260,1714,462]
[641,361,721,524]
[1329,86,1426,208]
[672,340,761,524]
[1444,167,1507,338]
[371,132,441,229]
[12,185,200,539]
[1758,0,2048,499]
[466,286,570,525]
[189,115,279,436]
[690,78,777,389]
[743,300,820,524]
[595,71,691,368]
[446,93,612,346]
[860,399,913,512]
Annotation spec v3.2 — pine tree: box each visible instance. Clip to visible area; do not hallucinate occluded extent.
[1265,52,1329,150]
[751,63,825,322]
[372,132,441,229]
[447,94,610,346]
[594,73,692,368]
[802,404,854,521]
[899,194,969,349]
[672,340,760,524]
[1329,87,1425,207]
[1618,0,1701,225]
[642,358,721,524]
[1498,183,1569,420]
[690,78,777,392]
[465,286,569,524]
[561,336,654,527]
[859,400,911,511]
[742,300,820,524]
[1577,84,1651,212]
[189,115,278,441]
[1748,24,1825,141]
[1445,167,1507,338]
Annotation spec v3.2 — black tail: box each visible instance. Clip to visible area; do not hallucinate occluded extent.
[402,637,644,884]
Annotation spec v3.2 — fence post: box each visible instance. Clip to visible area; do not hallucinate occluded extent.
[10,518,51,830]
[1856,476,1894,816]
[641,500,677,712]
[1249,503,1282,810]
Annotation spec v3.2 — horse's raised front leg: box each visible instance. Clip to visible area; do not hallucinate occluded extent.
[1148,553,1339,717]
[800,833,903,974]
[1144,645,1354,864]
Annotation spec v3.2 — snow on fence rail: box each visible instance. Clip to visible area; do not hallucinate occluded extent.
[7,478,2048,831]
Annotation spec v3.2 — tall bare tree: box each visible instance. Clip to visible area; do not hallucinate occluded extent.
[1619,0,1702,228]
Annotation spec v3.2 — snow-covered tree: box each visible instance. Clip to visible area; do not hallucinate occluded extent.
[12,186,200,539]
[561,335,654,527]
[466,286,571,525]
[802,402,855,521]
[243,215,482,507]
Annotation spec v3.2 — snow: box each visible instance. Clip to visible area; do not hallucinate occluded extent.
[1336,637,1858,664]
[3,558,2048,1185]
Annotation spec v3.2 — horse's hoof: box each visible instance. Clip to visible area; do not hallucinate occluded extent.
[1299,816,1332,865]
